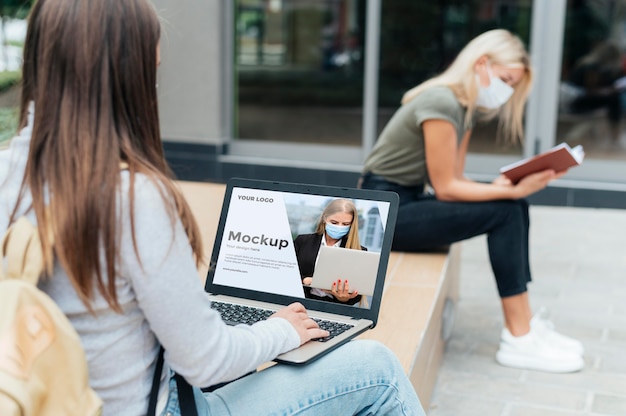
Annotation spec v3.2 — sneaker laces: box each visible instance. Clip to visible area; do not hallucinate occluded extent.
[530,307,584,356]
[533,306,555,331]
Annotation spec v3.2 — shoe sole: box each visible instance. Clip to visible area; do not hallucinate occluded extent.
[496,350,585,373]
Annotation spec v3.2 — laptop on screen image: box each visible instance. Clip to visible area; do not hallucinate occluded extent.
[204,178,399,365]
[310,245,380,297]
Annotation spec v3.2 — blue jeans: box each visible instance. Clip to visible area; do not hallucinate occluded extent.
[359,173,531,298]
[161,340,425,416]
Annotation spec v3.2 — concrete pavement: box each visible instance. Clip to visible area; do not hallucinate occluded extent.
[428,205,626,416]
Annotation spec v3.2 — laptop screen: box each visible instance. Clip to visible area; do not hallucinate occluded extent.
[205,178,399,322]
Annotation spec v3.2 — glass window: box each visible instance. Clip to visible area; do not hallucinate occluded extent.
[235,0,366,146]
[377,0,532,156]
[556,0,626,162]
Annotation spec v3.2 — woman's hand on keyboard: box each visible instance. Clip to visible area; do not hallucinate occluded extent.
[270,302,330,345]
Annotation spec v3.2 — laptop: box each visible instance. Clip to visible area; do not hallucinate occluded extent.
[205,178,399,365]
[310,245,380,296]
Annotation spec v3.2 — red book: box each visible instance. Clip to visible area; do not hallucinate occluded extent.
[500,143,585,184]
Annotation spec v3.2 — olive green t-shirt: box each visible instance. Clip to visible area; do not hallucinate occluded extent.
[363,86,470,186]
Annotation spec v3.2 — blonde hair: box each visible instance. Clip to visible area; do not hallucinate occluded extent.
[401,29,533,144]
[314,199,362,249]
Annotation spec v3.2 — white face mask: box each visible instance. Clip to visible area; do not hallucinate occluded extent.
[475,63,514,109]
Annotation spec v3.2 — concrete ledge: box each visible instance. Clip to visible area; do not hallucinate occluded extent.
[357,247,459,409]
[176,181,226,279]
[177,180,459,409]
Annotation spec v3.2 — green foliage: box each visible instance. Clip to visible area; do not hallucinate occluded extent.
[0,70,20,92]
[6,38,22,47]
[0,106,18,146]
[0,0,34,18]
[377,0,533,107]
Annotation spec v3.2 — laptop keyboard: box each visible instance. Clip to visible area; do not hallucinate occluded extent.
[210,301,354,342]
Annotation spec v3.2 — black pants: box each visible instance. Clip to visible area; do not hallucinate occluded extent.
[359,173,531,298]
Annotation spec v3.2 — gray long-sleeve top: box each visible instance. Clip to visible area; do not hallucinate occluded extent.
[0,109,300,415]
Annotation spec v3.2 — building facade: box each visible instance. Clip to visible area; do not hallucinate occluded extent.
[153,0,626,208]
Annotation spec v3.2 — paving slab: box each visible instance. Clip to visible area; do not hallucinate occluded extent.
[428,206,626,416]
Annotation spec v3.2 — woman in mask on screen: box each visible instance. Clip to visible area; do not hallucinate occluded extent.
[294,198,365,305]
[358,29,585,373]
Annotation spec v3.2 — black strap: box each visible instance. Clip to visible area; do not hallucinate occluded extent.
[147,346,198,416]
[175,373,199,416]
[147,347,165,415]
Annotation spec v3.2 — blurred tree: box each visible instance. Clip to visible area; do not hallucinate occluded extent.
[378,0,531,107]
[0,0,33,70]
[561,0,611,79]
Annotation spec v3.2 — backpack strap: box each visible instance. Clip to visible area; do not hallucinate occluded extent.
[147,347,198,416]
[174,373,198,416]
[0,163,127,285]
[147,347,165,415]
[0,216,45,284]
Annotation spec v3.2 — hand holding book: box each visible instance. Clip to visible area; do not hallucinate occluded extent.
[500,143,585,184]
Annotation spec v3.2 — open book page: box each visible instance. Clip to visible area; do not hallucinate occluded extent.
[500,143,585,183]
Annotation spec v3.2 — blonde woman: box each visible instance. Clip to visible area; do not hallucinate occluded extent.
[0,0,426,414]
[294,199,365,305]
[359,29,585,373]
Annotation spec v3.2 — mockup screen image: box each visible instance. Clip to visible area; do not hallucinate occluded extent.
[211,187,391,309]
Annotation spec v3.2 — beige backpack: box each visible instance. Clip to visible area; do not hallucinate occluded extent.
[0,216,102,415]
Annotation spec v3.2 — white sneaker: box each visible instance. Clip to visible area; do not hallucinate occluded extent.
[496,327,585,373]
[531,308,585,356]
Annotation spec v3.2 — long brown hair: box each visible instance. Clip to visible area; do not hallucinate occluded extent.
[12,0,203,312]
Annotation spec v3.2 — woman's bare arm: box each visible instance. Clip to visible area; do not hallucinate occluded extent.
[423,119,560,202]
